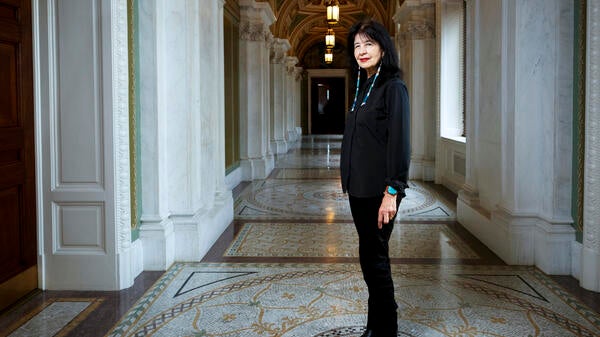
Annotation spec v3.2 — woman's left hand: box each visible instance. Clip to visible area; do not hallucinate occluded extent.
[378,193,397,229]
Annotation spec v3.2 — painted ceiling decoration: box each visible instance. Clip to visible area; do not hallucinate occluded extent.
[261,0,398,65]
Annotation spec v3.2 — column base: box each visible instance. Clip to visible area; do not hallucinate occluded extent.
[458,184,479,207]
[409,158,435,181]
[172,191,234,261]
[240,155,275,180]
[287,129,299,143]
[270,139,288,154]
[139,217,175,271]
[458,200,575,274]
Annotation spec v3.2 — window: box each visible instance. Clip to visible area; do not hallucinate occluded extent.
[439,0,465,141]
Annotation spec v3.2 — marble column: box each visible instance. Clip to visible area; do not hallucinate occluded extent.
[138,0,175,271]
[495,0,574,273]
[239,0,275,179]
[581,0,600,292]
[187,0,233,261]
[138,0,233,269]
[285,56,299,142]
[457,0,575,275]
[270,39,291,154]
[394,0,436,181]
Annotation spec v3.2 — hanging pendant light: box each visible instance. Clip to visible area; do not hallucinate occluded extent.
[325,28,335,49]
[324,48,333,64]
[326,0,339,25]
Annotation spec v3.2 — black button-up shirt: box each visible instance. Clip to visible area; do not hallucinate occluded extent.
[340,75,411,198]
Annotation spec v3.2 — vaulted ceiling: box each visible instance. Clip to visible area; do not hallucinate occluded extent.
[262,0,400,67]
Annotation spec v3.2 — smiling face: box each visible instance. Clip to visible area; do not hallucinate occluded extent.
[353,33,383,77]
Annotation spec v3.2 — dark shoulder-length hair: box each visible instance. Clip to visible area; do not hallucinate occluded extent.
[347,19,402,82]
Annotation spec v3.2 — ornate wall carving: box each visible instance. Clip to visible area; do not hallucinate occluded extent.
[113,0,132,253]
[584,0,600,252]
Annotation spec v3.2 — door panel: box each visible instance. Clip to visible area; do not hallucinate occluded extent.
[0,0,37,311]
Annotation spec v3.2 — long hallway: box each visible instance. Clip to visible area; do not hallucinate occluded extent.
[3,135,599,337]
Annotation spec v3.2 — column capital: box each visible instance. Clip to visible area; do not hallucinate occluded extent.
[394,0,435,41]
[294,66,304,81]
[286,56,299,74]
[270,38,290,64]
[404,21,435,40]
[239,0,275,42]
[394,0,435,25]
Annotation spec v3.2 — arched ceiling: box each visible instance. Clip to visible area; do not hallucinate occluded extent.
[262,0,399,66]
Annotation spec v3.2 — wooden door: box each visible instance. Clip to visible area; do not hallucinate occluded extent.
[0,0,37,311]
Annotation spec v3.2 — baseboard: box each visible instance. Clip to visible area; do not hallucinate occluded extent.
[581,246,600,292]
[458,199,509,261]
[117,239,145,289]
[572,240,582,280]
[225,166,242,191]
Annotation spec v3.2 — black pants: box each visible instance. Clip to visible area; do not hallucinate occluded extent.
[349,195,400,336]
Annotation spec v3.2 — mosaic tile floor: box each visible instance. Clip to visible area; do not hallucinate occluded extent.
[225,223,479,259]
[106,135,600,337]
[106,263,600,337]
[3,135,600,337]
[4,298,103,337]
[234,180,456,221]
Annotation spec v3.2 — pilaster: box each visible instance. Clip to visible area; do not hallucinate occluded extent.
[239,0,275,179]
[458,0,479,208]
[138,0,233,268]
[394,0,436,181]
[294,66,304,137]
[285,56,299,142]
[458,0,575,275]
[270,38,290,154]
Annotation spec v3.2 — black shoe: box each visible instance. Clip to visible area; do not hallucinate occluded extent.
[360,328,375,337]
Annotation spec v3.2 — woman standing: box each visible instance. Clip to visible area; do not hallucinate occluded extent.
[340,19,410,337]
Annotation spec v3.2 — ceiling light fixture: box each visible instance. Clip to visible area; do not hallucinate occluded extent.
[325,28,335,49]
[324,49,333,64]
[326,0,339,25]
